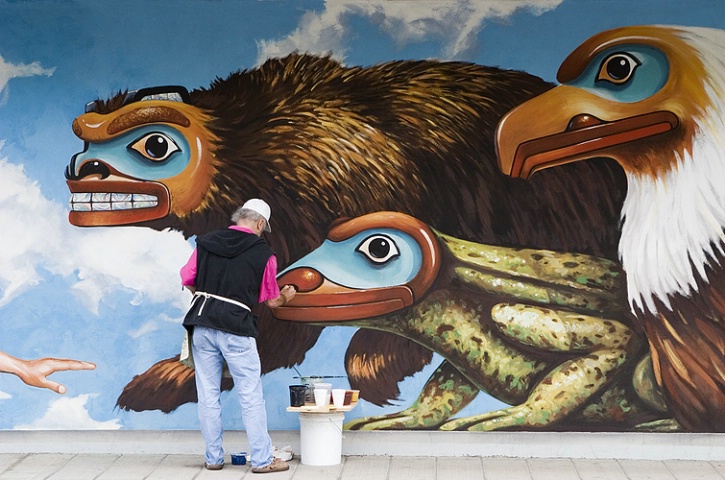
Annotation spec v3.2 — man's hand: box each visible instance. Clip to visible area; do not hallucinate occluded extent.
[280,284,297,303]
[265,284,297,309]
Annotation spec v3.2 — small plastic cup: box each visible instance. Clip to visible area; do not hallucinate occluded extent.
[313,388,330,407]
[314,383,332,406]
[332,389,346,408]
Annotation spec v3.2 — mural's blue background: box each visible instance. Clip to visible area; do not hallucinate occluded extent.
[0,0,721,430]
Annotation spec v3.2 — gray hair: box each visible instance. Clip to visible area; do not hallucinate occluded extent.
[231,207,265,224]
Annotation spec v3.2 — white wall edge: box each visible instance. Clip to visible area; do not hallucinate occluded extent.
[0,430,722,461]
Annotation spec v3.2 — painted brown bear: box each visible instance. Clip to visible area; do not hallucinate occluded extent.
[65,53,627,412]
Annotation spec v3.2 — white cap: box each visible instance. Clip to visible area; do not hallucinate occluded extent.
[242,198,272,232]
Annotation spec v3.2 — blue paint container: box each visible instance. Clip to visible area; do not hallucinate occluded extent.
[230,452,247,465]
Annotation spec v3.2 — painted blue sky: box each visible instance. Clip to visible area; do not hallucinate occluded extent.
[0,0,722,431]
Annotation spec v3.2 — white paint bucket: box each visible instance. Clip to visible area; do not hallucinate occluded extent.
[299,412,344,466]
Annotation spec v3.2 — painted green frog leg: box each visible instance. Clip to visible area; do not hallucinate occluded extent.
[440,347,633,431]
[440,231,626,314]
[489,303,640,354]
[356,290,549,405]
[440,304,640,431]
[344,360,479,430]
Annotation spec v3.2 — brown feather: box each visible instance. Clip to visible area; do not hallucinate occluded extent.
[641,255,725,432]
[115,355,233,413]
[345,330,435,406]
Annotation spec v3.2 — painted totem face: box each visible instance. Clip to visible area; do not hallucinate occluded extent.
[65,86,218,227]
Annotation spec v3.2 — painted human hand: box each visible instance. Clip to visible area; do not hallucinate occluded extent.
[0,351,96,394]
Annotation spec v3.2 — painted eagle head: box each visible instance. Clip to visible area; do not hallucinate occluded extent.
[496,25,725,316]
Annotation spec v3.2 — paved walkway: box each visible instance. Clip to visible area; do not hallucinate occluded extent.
[0,454,722,479]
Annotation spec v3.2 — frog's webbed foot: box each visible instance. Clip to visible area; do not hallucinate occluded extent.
[440,405,528,431]
[634,418,681,432]
[345,408,423,430]
[344,361,478,430]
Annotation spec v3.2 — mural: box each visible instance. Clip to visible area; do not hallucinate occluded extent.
[66,54,629,418]
[0,1,722,433]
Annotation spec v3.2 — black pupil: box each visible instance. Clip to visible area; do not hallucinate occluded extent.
[607,56,630,80]
[146,135,168,158]
[369,238,390,258]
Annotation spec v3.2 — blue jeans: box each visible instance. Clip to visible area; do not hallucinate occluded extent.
[192,326,274,468]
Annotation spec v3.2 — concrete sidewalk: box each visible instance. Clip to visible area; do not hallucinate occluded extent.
[1,430,722,479]
[0,453,722,479]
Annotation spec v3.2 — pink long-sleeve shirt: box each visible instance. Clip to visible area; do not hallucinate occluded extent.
[180,226,281,302]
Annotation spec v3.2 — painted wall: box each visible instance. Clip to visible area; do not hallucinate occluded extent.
[0,0,722,433]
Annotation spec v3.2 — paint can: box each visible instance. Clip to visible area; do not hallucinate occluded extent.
[289,385,307,407]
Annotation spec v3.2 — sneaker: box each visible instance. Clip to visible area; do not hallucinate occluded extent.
[251,457,289,473]
[204,462,224,470]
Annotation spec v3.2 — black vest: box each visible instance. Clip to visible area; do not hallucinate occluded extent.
[183,228,273,337]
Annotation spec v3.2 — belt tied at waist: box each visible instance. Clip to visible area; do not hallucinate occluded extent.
[192,291,251,316]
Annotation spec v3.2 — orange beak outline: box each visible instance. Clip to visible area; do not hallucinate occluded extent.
[273,212,441,323]
[496,47,680,182]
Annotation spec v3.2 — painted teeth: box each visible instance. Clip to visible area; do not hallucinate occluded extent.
[69,192,158,211]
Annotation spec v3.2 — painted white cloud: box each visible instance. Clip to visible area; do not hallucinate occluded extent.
[128,320,160,339]
[0,147,192,315]
[13,394,121,430]
[0,54,54,105]
[257,0,563,63]
[68,225,192,315]
[0,390,11,400]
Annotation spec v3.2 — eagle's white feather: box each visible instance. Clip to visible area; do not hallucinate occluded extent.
[619,27,725,315]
